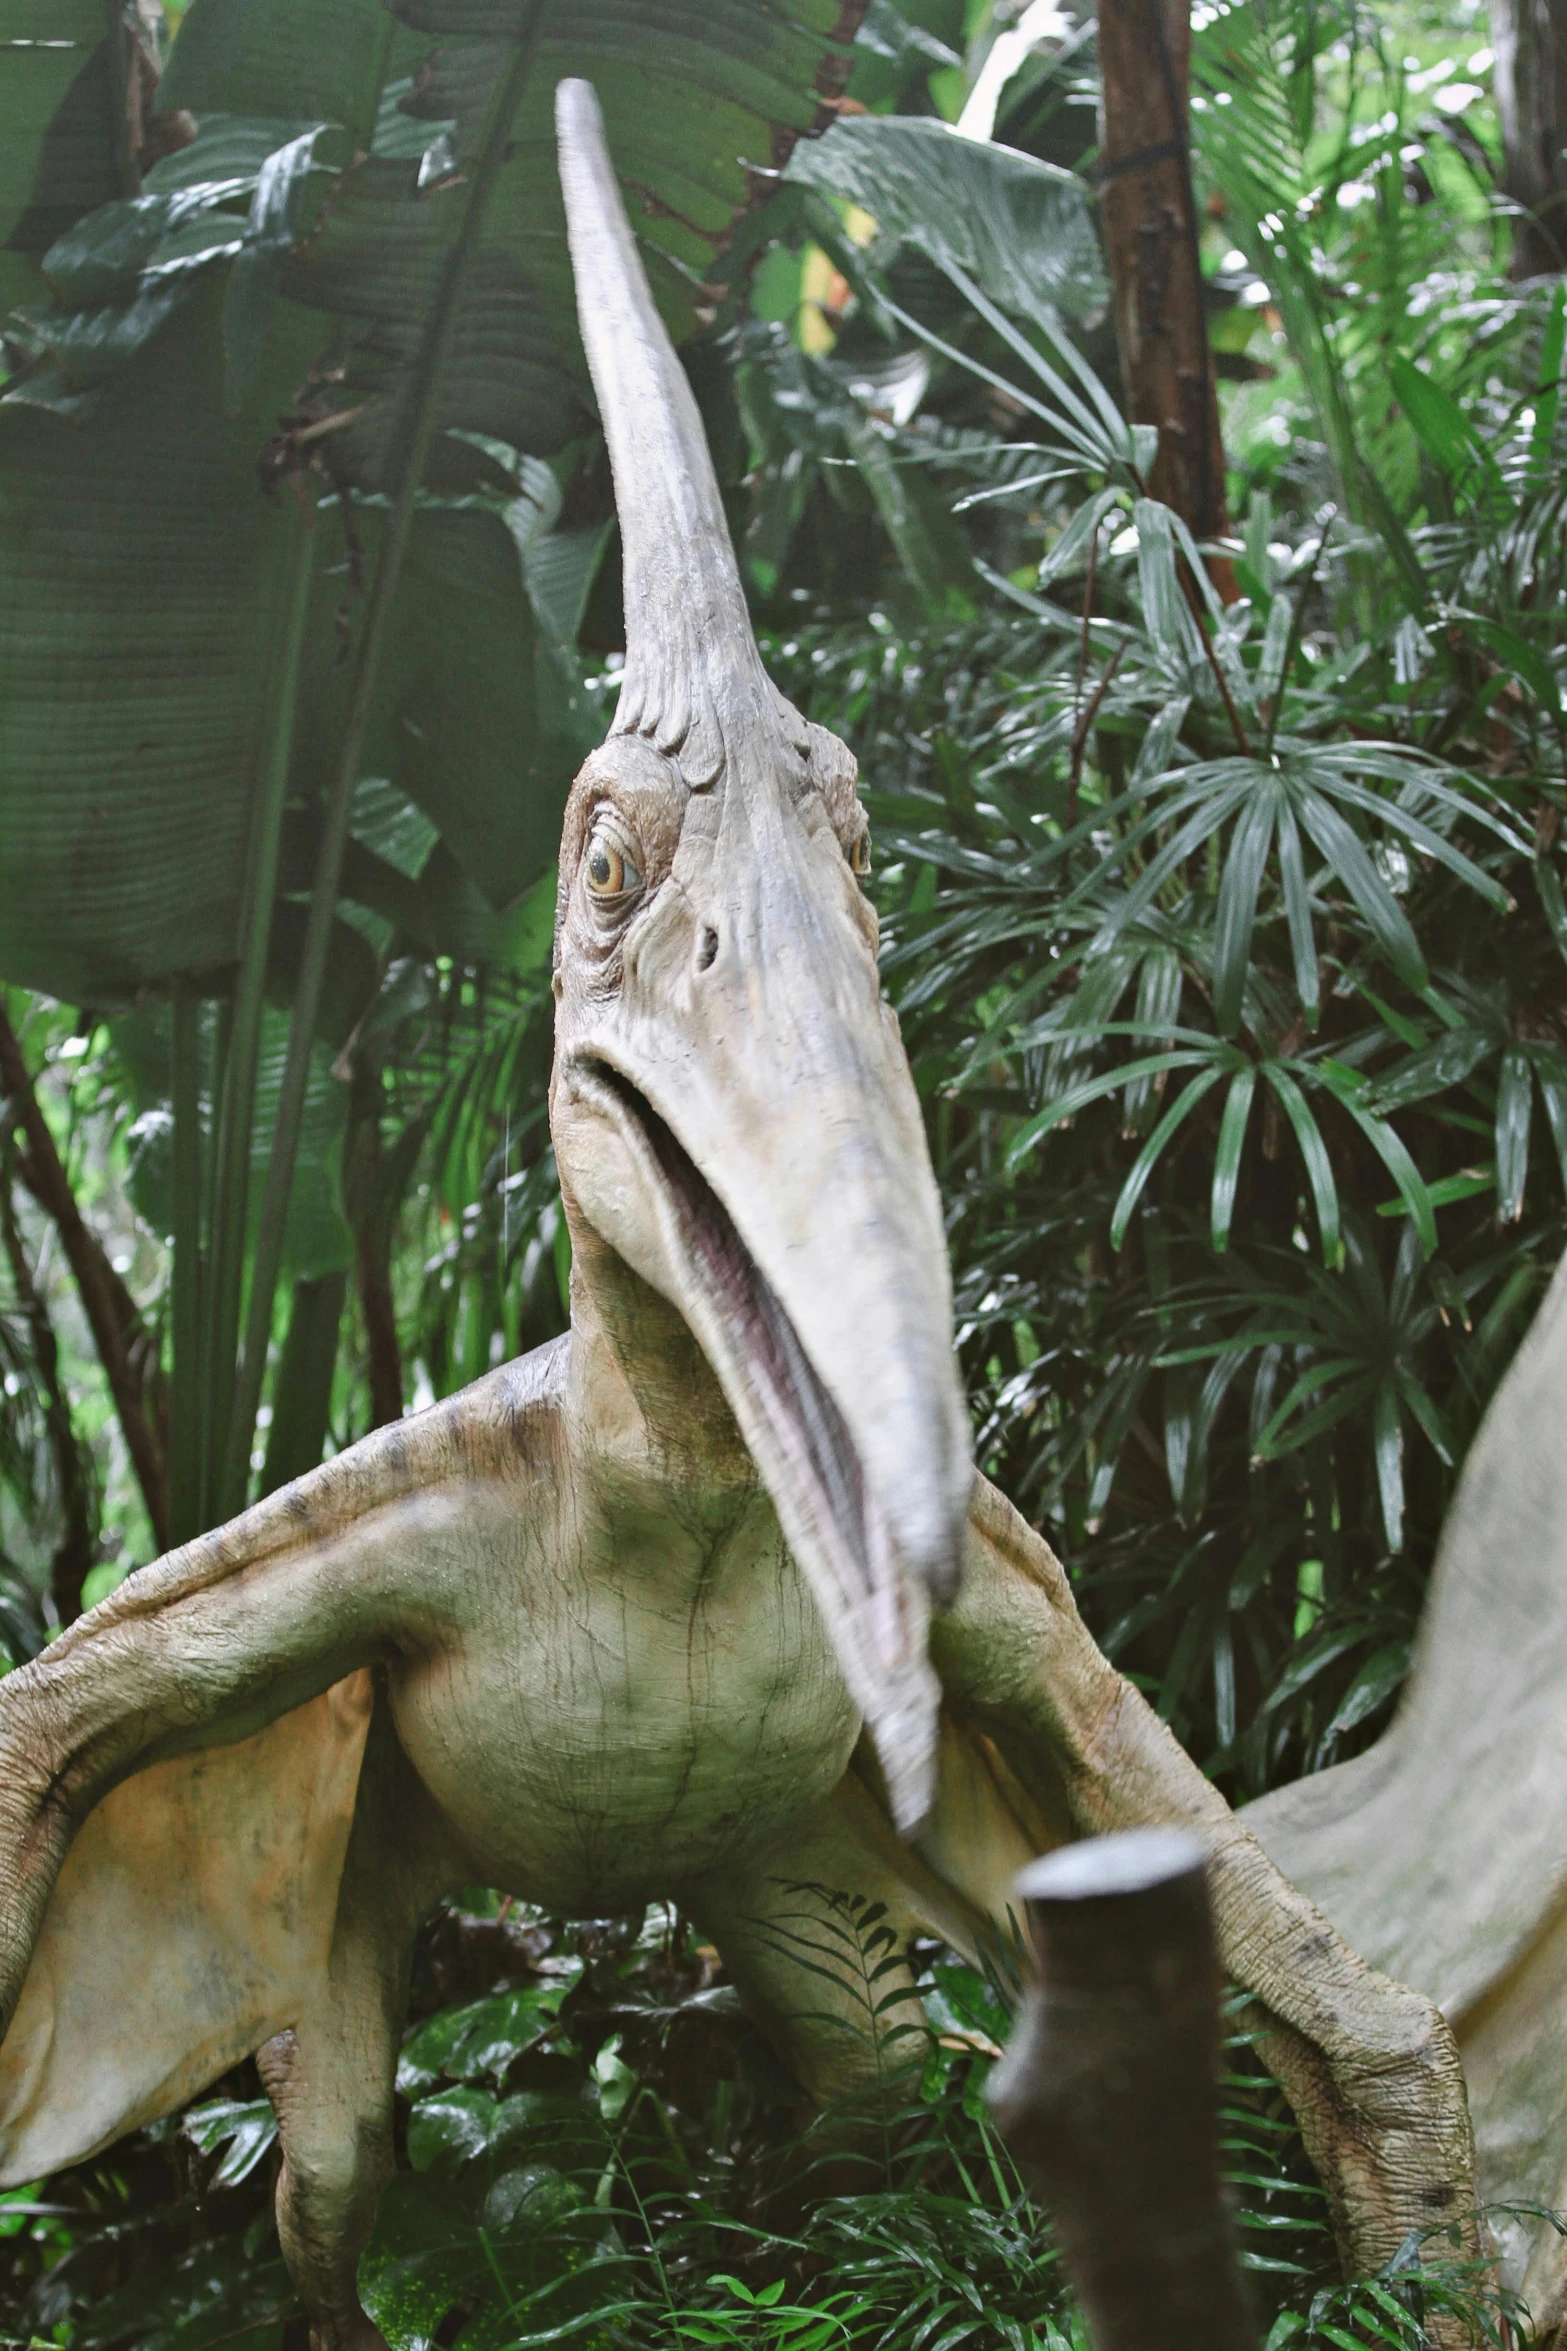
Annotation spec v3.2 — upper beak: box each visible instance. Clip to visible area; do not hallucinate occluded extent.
[561,787,972,1831]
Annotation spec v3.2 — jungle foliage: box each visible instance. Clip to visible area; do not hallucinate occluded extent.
[0,0,1563,2342]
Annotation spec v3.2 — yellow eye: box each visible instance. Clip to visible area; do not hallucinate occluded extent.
[849,828,872,880]
[585,827,642,899]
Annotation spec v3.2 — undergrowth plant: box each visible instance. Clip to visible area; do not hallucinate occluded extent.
[0,1893,1524,2348]
[742,0,1567,1801]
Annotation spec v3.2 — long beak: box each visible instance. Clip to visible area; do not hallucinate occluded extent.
[559,777,972,1833]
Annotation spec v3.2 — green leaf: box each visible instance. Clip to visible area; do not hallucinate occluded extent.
[1389,353,1508,511]
[181,2096,279,2189]
[73,2229,293,2350]
[842,410,976,616]
[1109,1068,1226,1248]
[1321,1072,1437,1257]
[1034,485,1122,588]
[1536,852,1567,960]
[117,999,352,1279]
[1010,1048,1217,1167]
[1212,786,1278,1035]
[222,124,335,406]
[1292,784,1426,991]
[301,499,593,911]
[1373,1381,1405,1553]
[1470,616,1563,724]
[1134,499,1203,675]
[1375,1167,1492,1216]
[1495,1044,1533,1222]
[397,1961,584,2093]
[1265,1066,1341,1267]
[1123,943,1183,1126]
[1326,1641,1411,1738]
[786,113,1106,332]
[1536,1062,1567,1193]
[1265,2317,1308,2347]
[0,0,128,324]
[1364,1027,1494,1115]
[1394,1366,1454,1467]
[0,285,314,1000]
[407,2084,500,2174]
[1274,794,1318,1021]
[1210,1066,1257,1252]
[882,256,1135,479]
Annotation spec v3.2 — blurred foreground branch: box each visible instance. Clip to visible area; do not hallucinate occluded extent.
[988,1828,1258,2351]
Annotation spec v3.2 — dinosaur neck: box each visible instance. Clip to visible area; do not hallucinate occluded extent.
[560,1193,759,1499]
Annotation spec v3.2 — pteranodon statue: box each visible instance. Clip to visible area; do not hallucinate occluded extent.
[0,80,1486,2351]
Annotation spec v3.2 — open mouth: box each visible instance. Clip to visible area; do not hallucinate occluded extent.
[569,1052,943,1830]
[575,1056,894,1625]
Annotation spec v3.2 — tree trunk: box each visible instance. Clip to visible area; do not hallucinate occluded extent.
[343,1067,404,1433]
[1490,0,1567,277]
[1096,0,1229,539]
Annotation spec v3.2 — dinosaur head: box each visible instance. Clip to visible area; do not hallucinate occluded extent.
[547,80,971,1831]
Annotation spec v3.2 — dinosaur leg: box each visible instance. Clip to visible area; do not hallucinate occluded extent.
[690,1791,933,2111]
[258,1691,461,2351]
[928,1478,1480,2298]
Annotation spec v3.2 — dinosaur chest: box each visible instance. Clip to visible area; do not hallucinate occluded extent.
[388,1480,861,1912]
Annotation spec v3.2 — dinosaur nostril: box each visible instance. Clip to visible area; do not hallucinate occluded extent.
[696,924,719,973]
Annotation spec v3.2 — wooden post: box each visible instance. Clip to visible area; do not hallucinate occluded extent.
[988,1828,1258,2351]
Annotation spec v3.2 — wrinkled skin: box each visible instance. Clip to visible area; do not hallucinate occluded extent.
[0,78,1481,2351]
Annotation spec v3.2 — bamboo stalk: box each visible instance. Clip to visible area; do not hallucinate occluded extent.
[202,513,317,1520]
[259,1271,347,1496]
[198,994,231,1522]
[168,985,203,1547]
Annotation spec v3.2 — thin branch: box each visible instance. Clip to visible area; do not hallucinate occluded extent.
[1264,512,1333,754]
[0,1007,169,1551]
[0,1154,95,1622]
[1075,514,1101,716]
[1175,560,1252,754]
[1069,639,1129,827]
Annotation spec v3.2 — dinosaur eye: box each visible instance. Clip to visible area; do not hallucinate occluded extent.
[584,824,642,900]
[848,828,872,881]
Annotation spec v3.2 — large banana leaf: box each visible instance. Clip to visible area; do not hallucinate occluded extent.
[785,113,1106,332]
[0,282,317,1002]
[0,0,856,1003]
[0,0,129,322]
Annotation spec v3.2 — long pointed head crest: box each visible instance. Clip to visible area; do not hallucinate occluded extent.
[555,77,799,787]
